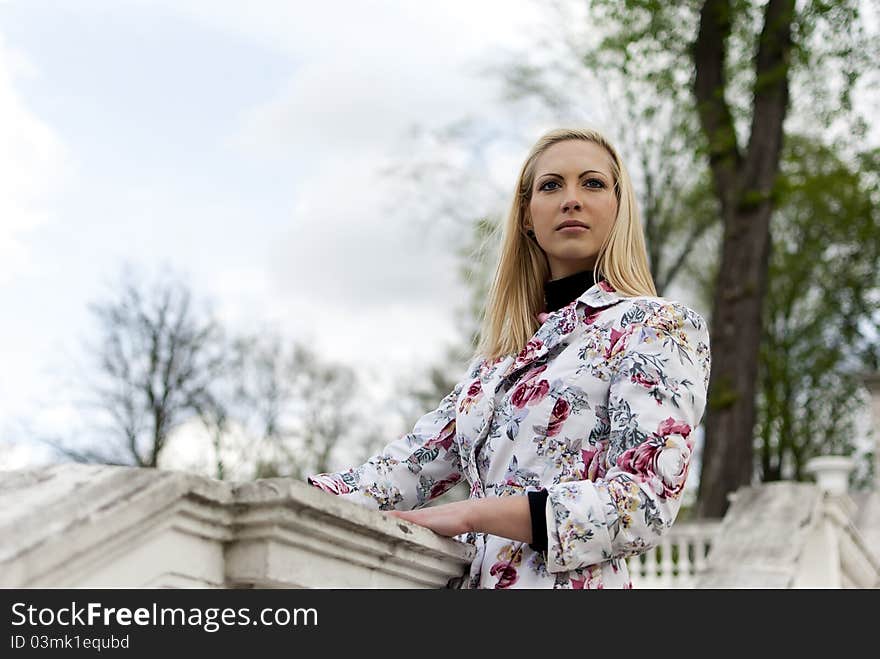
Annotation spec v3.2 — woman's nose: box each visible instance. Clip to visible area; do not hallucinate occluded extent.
[561,198,582,213]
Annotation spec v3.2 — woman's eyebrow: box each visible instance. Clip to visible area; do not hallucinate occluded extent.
[538,169,609,179]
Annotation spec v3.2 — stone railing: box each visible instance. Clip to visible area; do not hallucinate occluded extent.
[2,459,877,589]
[0,464,474,588]
[628,520,721,589]
[695,457,880,588]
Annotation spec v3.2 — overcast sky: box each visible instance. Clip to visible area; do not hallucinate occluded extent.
[1,0,610,471]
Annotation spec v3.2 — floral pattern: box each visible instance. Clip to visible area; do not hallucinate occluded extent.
[308,281,711,589]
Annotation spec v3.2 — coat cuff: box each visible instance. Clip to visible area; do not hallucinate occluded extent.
[545,479,615,573]
[527,488,549,552]
[307,472,355,496]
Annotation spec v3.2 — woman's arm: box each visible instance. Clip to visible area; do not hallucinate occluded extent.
[541,301,711,572]
[387,495,533,542]
[307,359,480,511]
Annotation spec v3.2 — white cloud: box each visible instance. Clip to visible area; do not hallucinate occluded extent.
[230,55,492,162]
[0,440,57,471]
[0,32,72,445]
[141,0,545,164]
[141,0,543,62]
[0,34,67,286]
[266,150,462,352]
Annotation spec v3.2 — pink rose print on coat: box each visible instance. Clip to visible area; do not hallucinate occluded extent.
[605,327,625,359]
[513,337,545,369]
[546,398,571,437]
[633,370,660,389]
[570,569,603,589]
[616,417,693,500]
[429,473,462,499]
[580,443,608,481]
[489,562,519,589]
[657,417,692,438]
[536,305,577,330]
[425,418,457,452]
[458,379,483,414]
[308,473,352,495]
[599,279,616,293]
[605,325,637,360]
[557,305,578,334]
[511,365,550,409]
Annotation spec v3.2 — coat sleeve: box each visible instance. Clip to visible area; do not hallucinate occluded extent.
[544,301,711,573]
[307,360,478,511]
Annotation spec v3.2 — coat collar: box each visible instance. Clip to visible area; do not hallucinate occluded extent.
[500,279,625,381]
[575,278,624,310]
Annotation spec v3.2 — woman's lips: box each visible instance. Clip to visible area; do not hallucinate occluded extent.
[557,225,589,233]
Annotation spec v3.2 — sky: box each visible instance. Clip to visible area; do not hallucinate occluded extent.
[0,0,589,472]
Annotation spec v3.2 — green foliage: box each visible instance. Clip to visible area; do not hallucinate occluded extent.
[588,0,877,151]
[756,136,880,485]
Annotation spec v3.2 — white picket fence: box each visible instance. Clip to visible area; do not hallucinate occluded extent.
[628,521,722,588]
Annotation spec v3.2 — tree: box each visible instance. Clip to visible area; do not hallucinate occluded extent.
[207,332,366,482]
[30,264,380,483]
[755,137,880,486]
[73,269,226,467]
[582,0,877,516]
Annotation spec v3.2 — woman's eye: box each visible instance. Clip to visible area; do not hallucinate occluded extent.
[539,178,605,191]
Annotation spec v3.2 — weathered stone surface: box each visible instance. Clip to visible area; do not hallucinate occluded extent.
[0,464,475,588]
[852,490,880,559]
[696,482,880,588]
[695,483,820,588]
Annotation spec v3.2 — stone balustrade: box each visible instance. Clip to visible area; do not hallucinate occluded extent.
[0,464,475,588]
[628,520,722,589]
[696,475,880,588]
[2,458,878,589]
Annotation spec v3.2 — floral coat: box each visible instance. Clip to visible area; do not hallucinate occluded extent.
[309,280,711,589]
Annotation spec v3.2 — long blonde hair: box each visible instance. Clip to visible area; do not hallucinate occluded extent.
[474,127,656,362]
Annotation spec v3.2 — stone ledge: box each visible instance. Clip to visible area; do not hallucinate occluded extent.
[0,464,475,588]
[696,481,880,588]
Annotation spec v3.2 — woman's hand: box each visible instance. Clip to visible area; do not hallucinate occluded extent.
[386,500,476,537]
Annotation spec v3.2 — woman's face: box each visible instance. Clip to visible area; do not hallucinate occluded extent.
[526,139,618,280]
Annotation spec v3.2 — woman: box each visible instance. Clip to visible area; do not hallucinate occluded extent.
[308,127,711,589]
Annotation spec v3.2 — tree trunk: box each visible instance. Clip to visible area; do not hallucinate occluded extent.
[697,205,772,515]
[693,0,795,517]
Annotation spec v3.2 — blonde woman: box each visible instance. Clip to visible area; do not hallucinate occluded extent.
[309,127,711,589]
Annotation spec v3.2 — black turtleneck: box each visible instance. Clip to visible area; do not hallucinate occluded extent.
[543,268,597,313]
[528,267,599,554]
